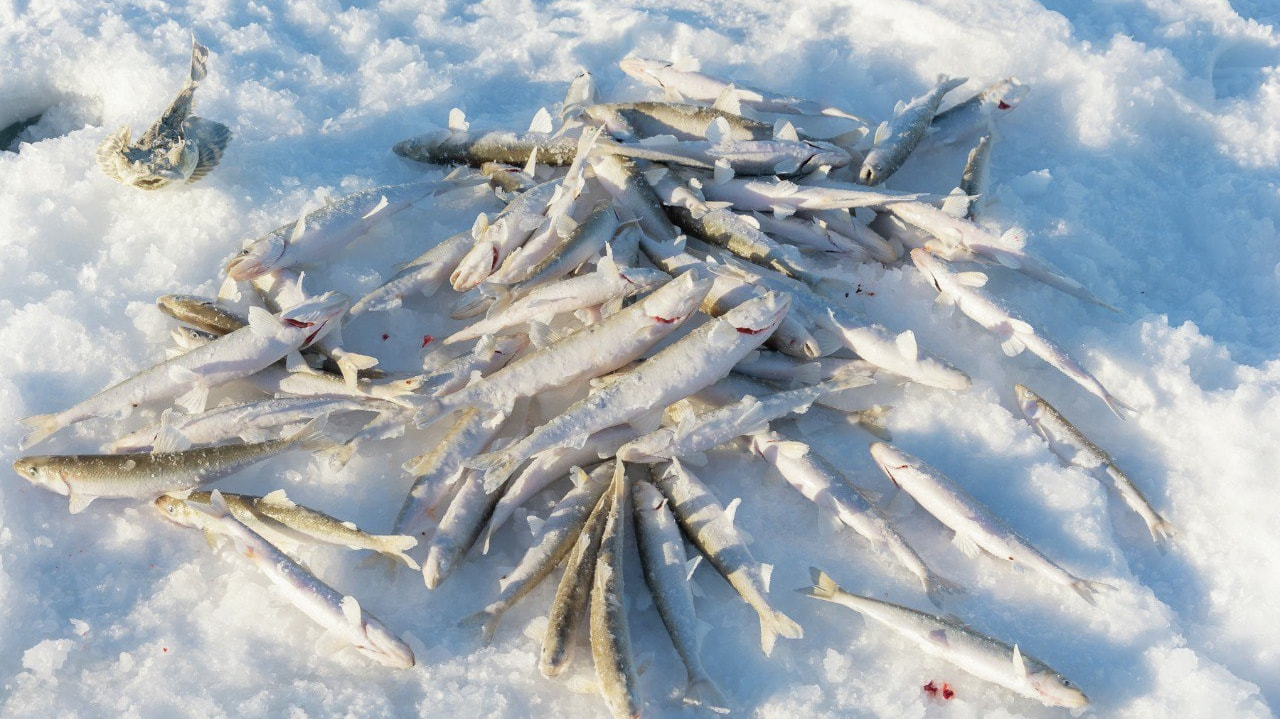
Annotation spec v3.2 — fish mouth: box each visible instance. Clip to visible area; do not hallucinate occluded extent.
[225,254,265,281]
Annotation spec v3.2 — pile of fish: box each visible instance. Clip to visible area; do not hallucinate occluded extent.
[14,51,1179,715]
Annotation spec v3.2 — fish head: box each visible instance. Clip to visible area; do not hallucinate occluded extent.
[12,456,69,496]
[983,77,1029,113]
[278,291,351,348]
[726,291,793,336]
[1013,383,1042,416]
[153,494,206,528]
[799,141,853,173]
[908,248,945,292]
[225,232,288,281]
[120,139,200,189]
[617,266,672,295]
[858,156,887,186]
[618,57,671,84]
[1028,669,1089,708]
[868,442,910,486]
[642,271,713,326]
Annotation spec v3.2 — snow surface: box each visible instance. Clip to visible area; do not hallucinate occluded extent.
[2,0,1279,717]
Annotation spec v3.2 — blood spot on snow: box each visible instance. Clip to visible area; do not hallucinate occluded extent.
[998,101,1012,110]
[923,681,938,695]
[422,335,434,348]
[162,647,169,653]
[942,683,955,700]
[381,333,390,341]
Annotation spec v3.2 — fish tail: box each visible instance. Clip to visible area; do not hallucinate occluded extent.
[683,674,730,714]
[1102,389,1136,420]
[188,37,210,86]
[1147,517,1177,548]
[376,533,421,570]
[923,569,965,609]
[459,607,502,644]
[758,607,804,656]
[1070,577,1115,605]
[289,415,337,452]
[411,398,446,429]
[19,413,61,450]
[801,566,842,602]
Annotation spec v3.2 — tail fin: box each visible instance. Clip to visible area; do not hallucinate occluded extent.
[1070,577,1115,605]
[1147,516,1177,548]
[287,416,336,452]
[801,567,842,602]
[459,607,503,644]
[758,608,804,656]
[683,675,731,714]
[188,37,210,85]
[19,413,61,450]
[923,570,965,609]
[375,533,421,570]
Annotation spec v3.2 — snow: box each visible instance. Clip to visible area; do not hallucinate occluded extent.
[2,1,1279,717]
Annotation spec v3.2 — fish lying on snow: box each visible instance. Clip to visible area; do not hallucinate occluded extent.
[803,568,1089,708]
[97,36,231,189]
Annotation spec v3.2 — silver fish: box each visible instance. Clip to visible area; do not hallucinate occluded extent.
[1014,384,1174,545]
[589,460,642,719]
[541,481,613,678]
[96,36,231,189]
[859,75,967,186]
[803,568,1088,708]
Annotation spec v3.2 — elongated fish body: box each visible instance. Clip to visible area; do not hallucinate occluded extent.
[747,211,873,262]
[650,171,839,287]
[870,442,1110,604]
[619,57,865,123]
[732,350,876,387]
[452,180,560,291]
[347,230,476,317]
[542,484,613,677]
[108,394,398,453]
[498,202,623,297]
[418,272,711,427]
[586,101,775,142]
[20,293,350,449]
[157,294,247,335]
[632,479,729,713]
[601,134,850,176]
[155,492,414,668]
[444,255,667,345]
[589,461,642,719]
[226,182,438,281]
[421,468,507,589]
[638,236,824,359]
[804,208,901,264]
[396,407,508,541]
[803,569,1087,708]
[589,154,682,242]
[469,464,613,641]
[182,489,418,568]
[681,237,970,390]
[959,135,993,221]
[699,175,923,215]
[618,374,871,463]
[927,77,1029,148]
[247,364,423,407]
[651,460,802,655]
[469,292,791,490]
[859,75,967,186]
[97,37,231,189]
[910,249,1128,417]
[1014,384,1173,544]
[748,431,959,607]
[394,128,579,167]
[14,419,330,514]
[419,333,529,397]
[482,425,637,551]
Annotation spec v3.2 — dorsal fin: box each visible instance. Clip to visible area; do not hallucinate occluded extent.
[940,187,970,219]
[712,85,741,115]
[704,117,732,145]
[895,330,918,360]
[527,106,553,133]
[773,120,799,142]
[1012,644,1028,678]
[340,595,362,628]
[873,121,891,146]
[448,107,469,132]
[522,147,539,177]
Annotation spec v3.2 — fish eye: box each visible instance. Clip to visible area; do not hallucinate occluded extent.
[1060,679,1072,687]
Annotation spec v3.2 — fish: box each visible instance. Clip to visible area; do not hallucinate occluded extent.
[869,442,1113,604]
[748,430,961,607]
[541,481,613,678]
[393,125,579,167]
[632,478,729,713]
[910,249,1130,417]
[467,291,792,491]
[585,101,777,142]
[802,568,1088,708]
[450,180,561,291]
[465,463,613,641]
[156,294,248,335]
[418,333,529,398]
[698,174,925,216]
[181,489,419,569]
[155,491,414,669]
[96,36,231,189]
[599,126,852,177]
[346,229,476,317]
[619,57,866,123]
[14,417,332,514]
[927,77,1029,149]
[859,75,967,186]
[225,182,439,281]
[959,135,993,220]
[650,459,803,655]
[589,460,642,719]
[443,251,669,345]
[617,373,873,464]
[415,271,711,428]
[588,154,683,243]
[1014,384,1174,545]
[20,292,350,449]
